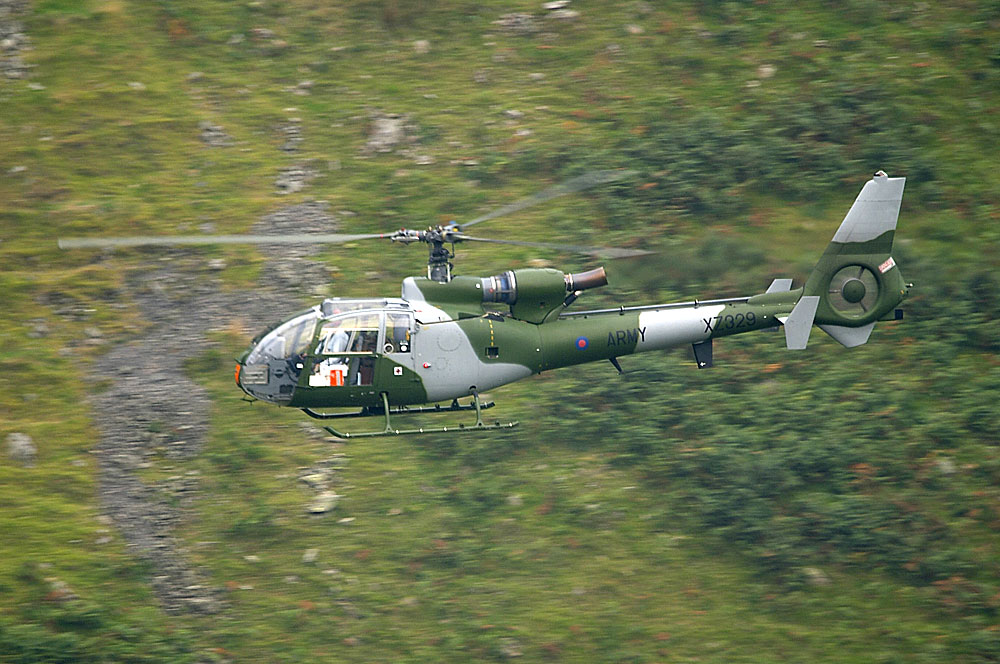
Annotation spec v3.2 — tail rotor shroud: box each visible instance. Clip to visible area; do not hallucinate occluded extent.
[827,265,880,319]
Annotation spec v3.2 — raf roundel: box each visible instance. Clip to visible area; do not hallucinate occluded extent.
[575,336,589,350]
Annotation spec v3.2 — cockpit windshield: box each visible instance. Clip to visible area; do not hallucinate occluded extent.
[246,310,320,364]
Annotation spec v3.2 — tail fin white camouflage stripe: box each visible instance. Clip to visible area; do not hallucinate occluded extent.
[831,171,905,244]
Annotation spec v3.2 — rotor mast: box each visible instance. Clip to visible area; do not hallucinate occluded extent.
[427,235,453,282]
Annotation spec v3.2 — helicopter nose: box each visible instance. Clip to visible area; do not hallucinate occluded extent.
[235,350,291,404]
[236,309,319,404]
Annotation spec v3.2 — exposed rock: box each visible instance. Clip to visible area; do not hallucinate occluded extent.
[936,457,957,476]
[27,318,49,338]
[275,165,317,194]
[499,637,523,658]
[1,0,31,79]
[549,9,581,21]
[249,27,275,40]
[266,39,288,53]
[413,39,430,54]
[300,472,327,489]
[302,548,319,563]
[757,63,777,79]
[253,201,337,293]
[802,566,831,586]
[362,112,418,155]
[289,80,313,96]
[86,199,339,615]
[308,491,341,514]
[493,13,539,35]
[279,119,303,152]
[199,121,233,147]
[5,432,36,466]
[44,577,78,603]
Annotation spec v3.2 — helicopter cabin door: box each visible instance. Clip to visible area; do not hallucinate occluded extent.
[377,311,417,402]
[309,312,381,390]
[308,310,416,402]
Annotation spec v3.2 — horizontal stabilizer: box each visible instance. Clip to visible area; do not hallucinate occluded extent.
[819,323,876,348]
[780,296,820,350]
[766,278,794,294]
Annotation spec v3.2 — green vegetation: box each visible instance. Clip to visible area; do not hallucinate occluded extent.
[2,0,999,662]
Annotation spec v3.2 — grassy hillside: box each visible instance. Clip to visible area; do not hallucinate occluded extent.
[2,1,999,662]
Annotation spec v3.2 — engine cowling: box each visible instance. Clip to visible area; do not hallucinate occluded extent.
[481,267,607,323]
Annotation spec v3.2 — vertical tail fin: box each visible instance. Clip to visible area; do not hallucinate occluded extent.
[802,171,908,347]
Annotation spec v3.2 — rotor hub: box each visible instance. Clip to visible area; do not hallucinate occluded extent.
[841,278,867,303]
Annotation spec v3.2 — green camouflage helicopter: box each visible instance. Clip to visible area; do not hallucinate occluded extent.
[60,170,909,438]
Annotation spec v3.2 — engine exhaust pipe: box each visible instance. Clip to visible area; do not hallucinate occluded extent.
[565,266,607,292]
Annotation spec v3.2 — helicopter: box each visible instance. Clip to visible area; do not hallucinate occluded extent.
[59,170,909,438]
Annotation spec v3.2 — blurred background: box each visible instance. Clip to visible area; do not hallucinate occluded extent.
[1,1,999,661]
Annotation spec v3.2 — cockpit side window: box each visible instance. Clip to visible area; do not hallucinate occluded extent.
[384,313,412,354]
[316,319,350,354]
[311,312,381,388]
[315,313,382,355]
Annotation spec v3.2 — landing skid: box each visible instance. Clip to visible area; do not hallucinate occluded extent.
[301,392,518,438]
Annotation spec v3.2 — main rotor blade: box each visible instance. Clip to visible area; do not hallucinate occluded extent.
[58,233,387,250]
[459,169,637,229]
[457,235,652,259]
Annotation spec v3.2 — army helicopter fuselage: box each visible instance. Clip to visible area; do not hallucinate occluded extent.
[229,172,909,437]
[61,170,909,438]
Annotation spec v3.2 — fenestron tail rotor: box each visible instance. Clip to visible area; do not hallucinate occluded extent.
[827,264,880,318]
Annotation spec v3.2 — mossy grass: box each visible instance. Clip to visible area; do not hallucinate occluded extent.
[3,0,999,661]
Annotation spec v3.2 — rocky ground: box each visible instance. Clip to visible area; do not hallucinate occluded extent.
[0,0,30,80]
[89,202,340,614]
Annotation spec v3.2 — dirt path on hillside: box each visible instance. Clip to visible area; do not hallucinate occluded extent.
[90,203,338,613]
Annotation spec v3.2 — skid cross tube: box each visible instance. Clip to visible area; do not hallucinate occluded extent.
[318,392,518,438]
